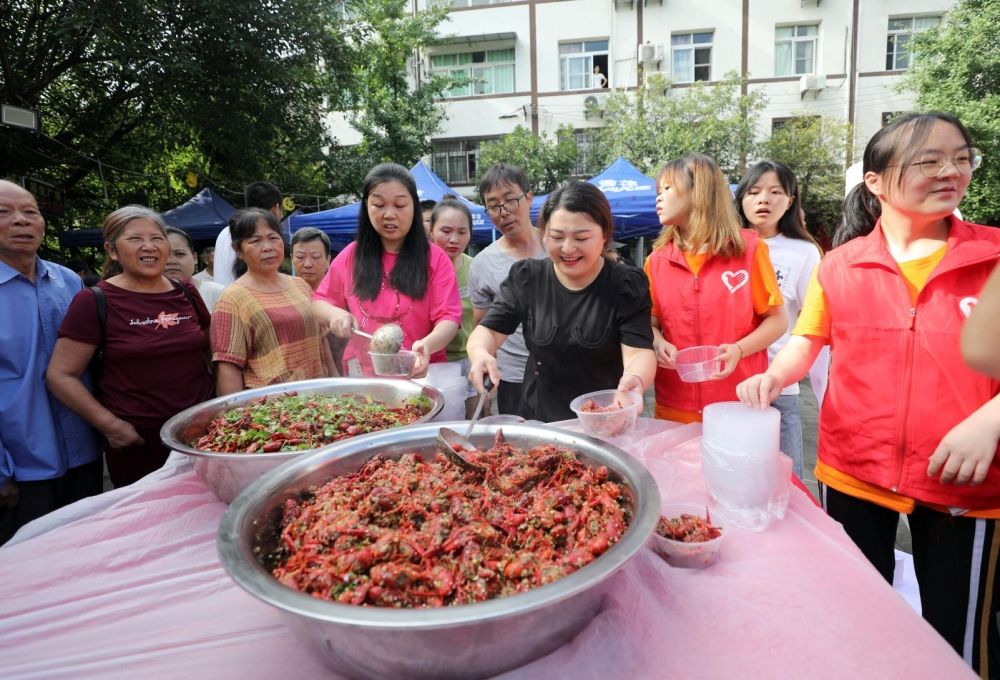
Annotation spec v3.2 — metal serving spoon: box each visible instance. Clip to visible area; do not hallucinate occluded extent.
[436,375,493,473]
[352,323,404,354]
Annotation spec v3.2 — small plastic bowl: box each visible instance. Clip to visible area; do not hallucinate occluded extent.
[569,389,642,437]
[649,503,725,569]
[675,345,722,383]
[369,350,418,377]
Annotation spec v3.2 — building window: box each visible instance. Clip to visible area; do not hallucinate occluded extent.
[559,40,609,91]
[775,25,818,76]
[572,129,597,177]
[886,16,940,70]
[772,115,821,133]
[671,32,713,83]
[430,49,515,98]
[431,139,493,185]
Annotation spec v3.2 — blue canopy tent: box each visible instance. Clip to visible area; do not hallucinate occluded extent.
[289,161,495,248]
[528,157,662,239]
[58,188,237,248]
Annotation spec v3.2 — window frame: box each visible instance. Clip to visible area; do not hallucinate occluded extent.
[429,47,516,99]
[885,15,940,71]
[774,24,819,77]
[670,31,714,83]
[559,39,610,91]
[431,138,495,185]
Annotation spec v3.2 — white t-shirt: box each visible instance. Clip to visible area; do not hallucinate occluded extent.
[193,279,225,313]
[192,270,214,284]
[468,241,546,385]
[213,227,236,287]
[763,234,829,401]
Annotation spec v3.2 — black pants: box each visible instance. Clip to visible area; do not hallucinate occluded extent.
[105,424,171,488]
[496,380,524,417]
[0,458,104,546]
[824,486,1000,679]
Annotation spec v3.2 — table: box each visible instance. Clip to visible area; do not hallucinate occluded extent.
[0,419,973,679]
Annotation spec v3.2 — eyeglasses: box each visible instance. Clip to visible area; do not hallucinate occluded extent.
[485,193,528,217]
[897,148,983,178]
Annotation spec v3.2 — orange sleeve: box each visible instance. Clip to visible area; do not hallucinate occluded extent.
[643,257,660,319]
[750,240,784,315]
[791,269,831,341]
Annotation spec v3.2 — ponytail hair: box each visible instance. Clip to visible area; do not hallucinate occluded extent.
[834,183,882,247]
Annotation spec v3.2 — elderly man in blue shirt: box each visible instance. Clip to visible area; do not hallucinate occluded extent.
[0,180,101,545]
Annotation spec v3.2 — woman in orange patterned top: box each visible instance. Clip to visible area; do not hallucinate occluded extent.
[211,208,335,395]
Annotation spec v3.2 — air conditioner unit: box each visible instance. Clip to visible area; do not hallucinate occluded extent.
[801,0,821,7]
[584,94,606,118]
[799,74,826,96]
[638,43,664,65]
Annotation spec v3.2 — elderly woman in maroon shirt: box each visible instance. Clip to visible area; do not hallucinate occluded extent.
[47,206,214,487]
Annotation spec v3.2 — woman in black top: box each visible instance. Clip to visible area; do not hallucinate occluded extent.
[467,181,655,421]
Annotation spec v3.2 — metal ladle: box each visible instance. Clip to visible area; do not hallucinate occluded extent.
[436,375,493,473]
[351,323,404,354]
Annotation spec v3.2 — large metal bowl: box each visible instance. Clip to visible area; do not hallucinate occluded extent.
[217,422,660,680]
[160,378,443,503]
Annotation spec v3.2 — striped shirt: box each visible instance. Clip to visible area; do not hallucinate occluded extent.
[211,276,326,388]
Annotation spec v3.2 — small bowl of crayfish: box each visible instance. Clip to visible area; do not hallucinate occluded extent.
[160,378,443,503]
[569,388,643,438]
[649,503,725,569]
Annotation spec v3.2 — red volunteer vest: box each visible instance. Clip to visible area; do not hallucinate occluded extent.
[818,217,1000,508]
[647,230,768,413]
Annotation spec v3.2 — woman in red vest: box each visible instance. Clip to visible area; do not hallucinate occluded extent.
[737,112,999,677]
[644,153,787,423]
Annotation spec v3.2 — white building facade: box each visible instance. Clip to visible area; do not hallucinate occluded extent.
[328,0,955,193]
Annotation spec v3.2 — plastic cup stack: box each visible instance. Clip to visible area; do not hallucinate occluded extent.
[700,401,787,531]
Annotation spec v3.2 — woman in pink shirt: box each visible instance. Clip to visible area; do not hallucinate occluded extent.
[311,163,461,378]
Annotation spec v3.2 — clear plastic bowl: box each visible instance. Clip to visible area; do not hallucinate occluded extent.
[569,389,642,437]
[675,345,721,383]
[369,350,418,377]
[649,502,725,569]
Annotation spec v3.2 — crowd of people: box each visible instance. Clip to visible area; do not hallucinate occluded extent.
[0,110,997,677]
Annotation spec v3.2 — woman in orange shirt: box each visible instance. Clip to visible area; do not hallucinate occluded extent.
[643,153,786,423]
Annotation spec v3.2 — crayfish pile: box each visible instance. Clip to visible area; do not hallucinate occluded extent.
[269,432,631,608]
[578,399,621,414]
[655,510,722,543]
[193,393,427,453]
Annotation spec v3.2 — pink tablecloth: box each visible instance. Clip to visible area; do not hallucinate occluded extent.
[0,419,973,679]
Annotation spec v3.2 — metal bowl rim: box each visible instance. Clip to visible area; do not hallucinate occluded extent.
[217,421,660,630]
[160,377,444,461]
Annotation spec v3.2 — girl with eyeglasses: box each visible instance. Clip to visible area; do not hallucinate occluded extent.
[311,163,461,379]
[737,112,999,676]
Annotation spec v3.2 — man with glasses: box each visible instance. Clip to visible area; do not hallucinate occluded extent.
[468,164,545,416]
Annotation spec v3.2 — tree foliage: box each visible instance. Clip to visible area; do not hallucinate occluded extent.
[327,0,452,196]
[759,116,852,243]
[0,0,451,252]
[477,125,579,194]
[902,0,1000,225]
[591,72,766,178]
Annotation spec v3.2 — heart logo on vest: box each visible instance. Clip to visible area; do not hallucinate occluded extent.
[722,269,749,294]
[959,296,977,319]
